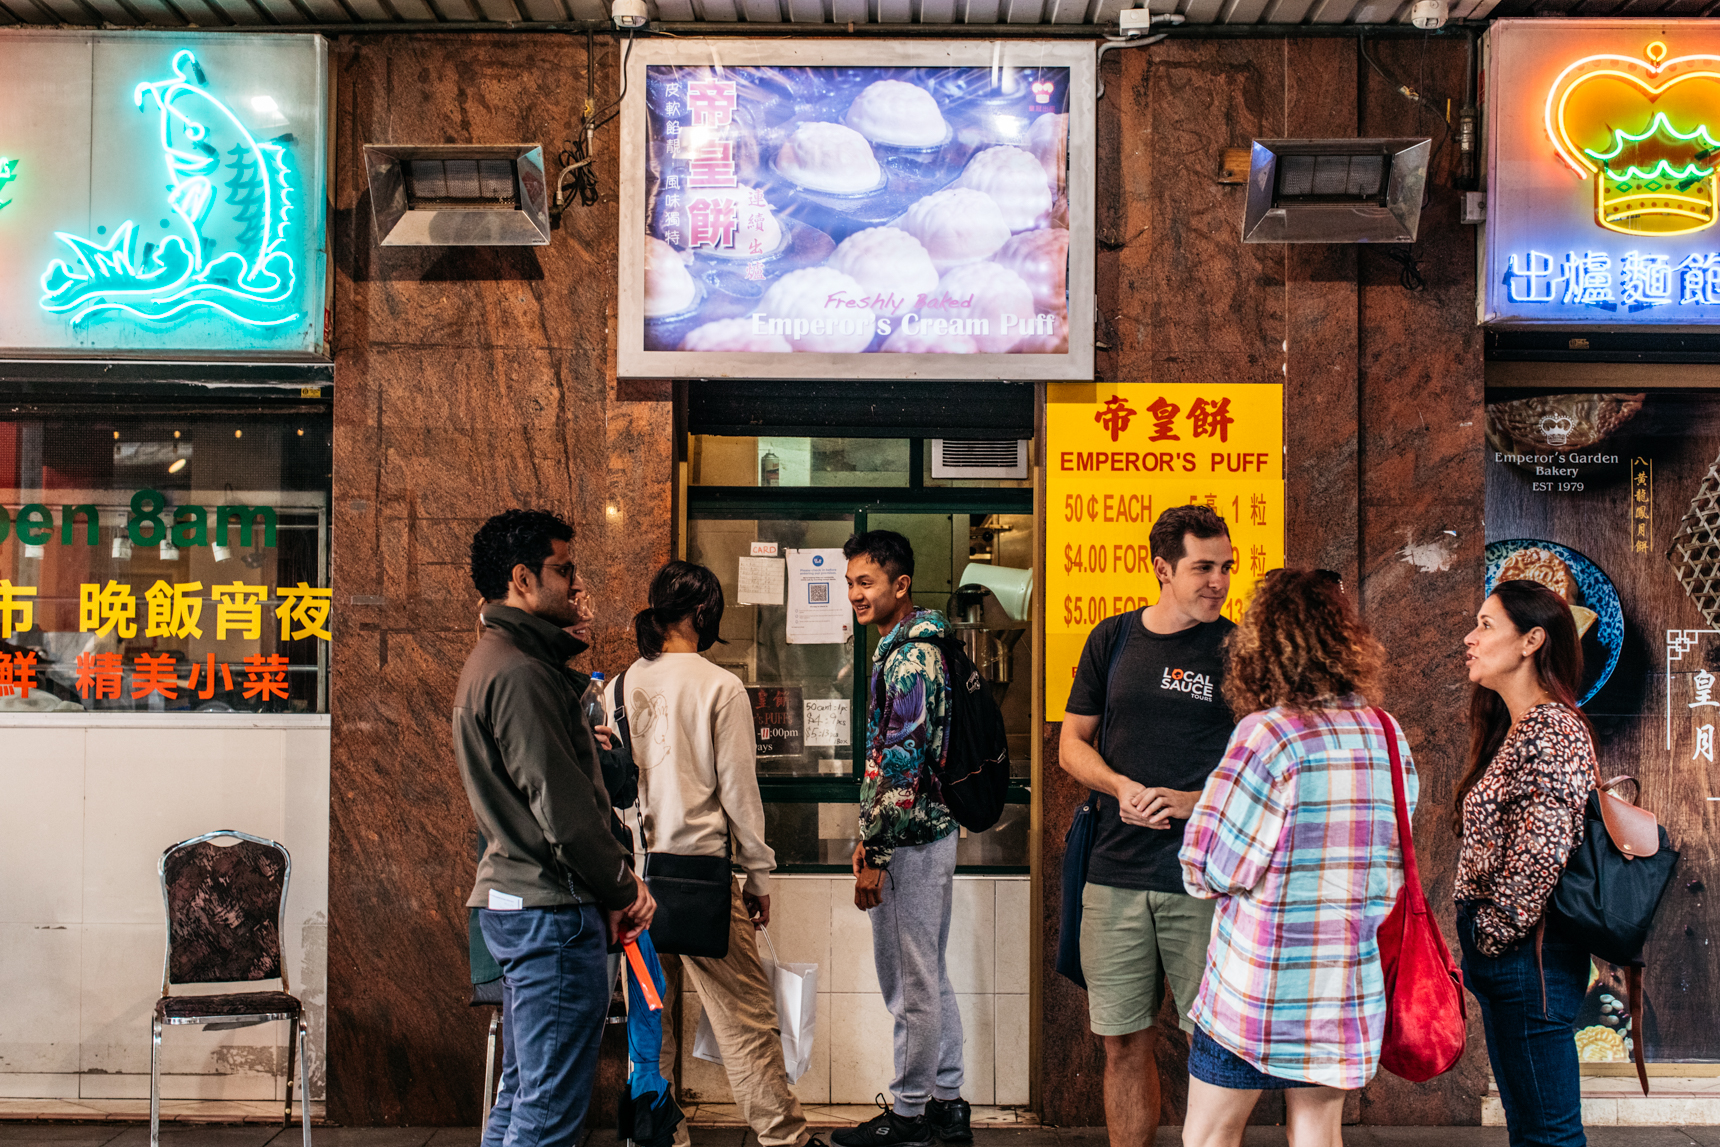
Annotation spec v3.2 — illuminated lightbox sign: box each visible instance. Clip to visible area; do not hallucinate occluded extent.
[0,32,329,358]
[1484,20,1720,327]
[617,40,1095,380]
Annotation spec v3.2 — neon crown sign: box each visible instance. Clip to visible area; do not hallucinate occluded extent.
[38,50,300,328]
[1547,40,1720,237]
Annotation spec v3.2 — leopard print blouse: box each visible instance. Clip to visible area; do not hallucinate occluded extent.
[1454,703,1597,958]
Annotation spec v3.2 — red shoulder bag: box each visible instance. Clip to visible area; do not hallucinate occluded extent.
[1373,709,1468,1082]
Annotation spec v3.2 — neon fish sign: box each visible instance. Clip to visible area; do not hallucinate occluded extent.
[1546,40,1720,237]
[38,50,300,328]
[0,157,16,212]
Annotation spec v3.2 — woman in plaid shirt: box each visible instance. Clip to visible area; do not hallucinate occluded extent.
[1178,569,1416,1147]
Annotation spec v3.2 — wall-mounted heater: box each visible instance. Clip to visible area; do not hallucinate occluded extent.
[364,144,550,246]
[1242,138,1431,244]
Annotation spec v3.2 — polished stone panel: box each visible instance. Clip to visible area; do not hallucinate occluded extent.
[1040,37,1486,1128]
[327,34,672,1126]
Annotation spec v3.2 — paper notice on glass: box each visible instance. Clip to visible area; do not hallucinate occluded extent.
[803,699,851,747]
[786,548,852,645]
[737,556,786,606]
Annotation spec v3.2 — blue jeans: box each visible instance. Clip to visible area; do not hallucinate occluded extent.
[480,905,609,1147]
[1456,903,1588,1147]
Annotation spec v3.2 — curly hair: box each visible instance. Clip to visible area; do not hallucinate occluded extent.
[469,509,574,601]
[1223,568,1385,717]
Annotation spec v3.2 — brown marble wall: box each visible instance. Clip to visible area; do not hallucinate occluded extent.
[1041,37,1487,1126]
[319,29,1486,1129]
[326,34,672,1125]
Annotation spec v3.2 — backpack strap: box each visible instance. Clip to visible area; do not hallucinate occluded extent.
[611,668,632,756]
[1097,613,1135,764]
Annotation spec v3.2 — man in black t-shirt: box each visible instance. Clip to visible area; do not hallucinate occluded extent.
[1059,504,1237,1147]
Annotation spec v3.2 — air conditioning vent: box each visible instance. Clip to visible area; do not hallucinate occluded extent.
[931,439,1029,479]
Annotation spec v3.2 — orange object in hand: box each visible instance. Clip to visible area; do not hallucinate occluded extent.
[623,940,663,1011]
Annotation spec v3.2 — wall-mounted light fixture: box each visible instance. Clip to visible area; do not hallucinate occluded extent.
[1242,138,1431,244]
[363,144,550,246]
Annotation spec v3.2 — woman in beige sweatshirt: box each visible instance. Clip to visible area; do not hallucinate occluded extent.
[604,561,823,1147]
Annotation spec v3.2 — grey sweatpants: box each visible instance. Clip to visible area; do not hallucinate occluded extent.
[869,830,963,1116]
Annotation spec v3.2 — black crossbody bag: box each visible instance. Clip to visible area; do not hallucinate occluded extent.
[612,668,733,960]
[1054,615,1133,988]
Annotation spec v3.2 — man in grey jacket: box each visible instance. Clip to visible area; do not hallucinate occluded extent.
[454,509,656,1147]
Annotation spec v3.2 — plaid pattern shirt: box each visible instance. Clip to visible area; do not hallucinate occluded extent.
[1179,697,1416,1089]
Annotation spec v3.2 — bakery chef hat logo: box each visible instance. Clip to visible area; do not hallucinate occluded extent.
[1547,40,1720,236]
[1539,414,1575,446]
[1031,80,1055,102]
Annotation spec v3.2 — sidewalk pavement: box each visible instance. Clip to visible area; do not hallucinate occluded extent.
[5,1126,1720,1147]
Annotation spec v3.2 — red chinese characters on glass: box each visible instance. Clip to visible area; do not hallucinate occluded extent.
[242,654,291,702]
[0,650,38,697]
[75,651,124,700]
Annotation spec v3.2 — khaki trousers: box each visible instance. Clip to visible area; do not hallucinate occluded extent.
[658,884,808,1147]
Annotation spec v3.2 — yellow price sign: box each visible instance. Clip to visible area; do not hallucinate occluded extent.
[1045,383,1285,720]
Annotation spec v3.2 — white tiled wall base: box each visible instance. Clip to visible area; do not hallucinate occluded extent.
[1482,1077,1720,1125]
[675,875,1030,1109]
[0,720,330,1104]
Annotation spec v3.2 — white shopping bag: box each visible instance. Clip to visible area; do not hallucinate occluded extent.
[691,928,819,1082]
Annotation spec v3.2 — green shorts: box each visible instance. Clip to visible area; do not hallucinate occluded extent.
[1079,883,1217,1037]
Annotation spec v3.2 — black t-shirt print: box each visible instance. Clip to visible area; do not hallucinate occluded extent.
[1065,610,1237,893]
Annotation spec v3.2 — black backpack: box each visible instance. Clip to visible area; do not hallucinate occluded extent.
[879,635,1012,833]
[1545,773,1679,1095]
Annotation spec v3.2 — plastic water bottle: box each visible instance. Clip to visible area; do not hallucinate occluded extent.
[582,670,607,729]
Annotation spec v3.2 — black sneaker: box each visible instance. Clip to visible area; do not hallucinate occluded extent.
[831,1095,933,1147]
[926,1098,972,1144]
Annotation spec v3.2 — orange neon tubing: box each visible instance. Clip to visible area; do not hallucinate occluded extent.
[1543,50,1720,180]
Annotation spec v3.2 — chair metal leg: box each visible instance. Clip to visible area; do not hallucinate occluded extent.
[283,1015,298,1129]
[298,1018,312,1147]
[482,1009,501,1130]
[150,1017,162,1147]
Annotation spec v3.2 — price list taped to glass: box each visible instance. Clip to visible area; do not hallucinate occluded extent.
[1045,383,1284,720]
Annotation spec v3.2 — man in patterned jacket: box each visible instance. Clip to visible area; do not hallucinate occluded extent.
[833,530,970,1147]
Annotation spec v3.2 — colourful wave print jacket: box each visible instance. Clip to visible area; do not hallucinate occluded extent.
[861,609,958,869]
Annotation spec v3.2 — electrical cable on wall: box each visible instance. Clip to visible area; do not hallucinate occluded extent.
[1095,14,1182,100]
[1383,246,1426,292]
[1360,32,1449,291]
[555,28,636,221]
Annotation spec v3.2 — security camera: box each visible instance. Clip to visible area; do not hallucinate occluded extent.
[1410,0,1447,28]
[612,0,647,26]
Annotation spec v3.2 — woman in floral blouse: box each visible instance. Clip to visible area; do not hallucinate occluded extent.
[1455,578,1597,1147]
[1179,570,1413,1147]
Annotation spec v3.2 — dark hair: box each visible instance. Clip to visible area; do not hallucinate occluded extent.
[634,560,726,659]
[842,530,915,583]
[1224,568,1384,716]
[1453,578,1591,835]
[470,509,574,601]
[1149,504,1230,575]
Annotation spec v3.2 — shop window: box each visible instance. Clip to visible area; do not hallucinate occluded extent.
[0,413,331,714]
[686,438,1032,871]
